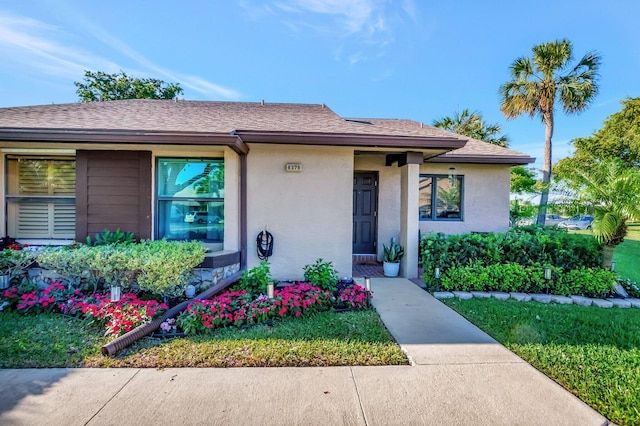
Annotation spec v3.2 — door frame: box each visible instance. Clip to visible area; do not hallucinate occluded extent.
[352,170,379,254]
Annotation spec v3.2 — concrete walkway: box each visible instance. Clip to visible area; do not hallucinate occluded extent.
[0,278,608,425]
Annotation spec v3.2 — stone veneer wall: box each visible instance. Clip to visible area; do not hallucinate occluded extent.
[190,263,241,292]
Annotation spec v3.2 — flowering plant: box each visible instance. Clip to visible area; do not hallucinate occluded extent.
[1,281,167,336]
[2,281,70,313]
[62,292,167,336]
[159,318,178,335]
[335,284,371,309]
[177,283,333,335]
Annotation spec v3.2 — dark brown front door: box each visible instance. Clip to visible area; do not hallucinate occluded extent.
[353,172,378,254]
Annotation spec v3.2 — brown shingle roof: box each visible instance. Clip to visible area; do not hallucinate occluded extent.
[359,118,534,164]
[0,100,534,164]
[0,99,449,138]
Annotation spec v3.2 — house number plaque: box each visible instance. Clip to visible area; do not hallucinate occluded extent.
[285,163,302,172]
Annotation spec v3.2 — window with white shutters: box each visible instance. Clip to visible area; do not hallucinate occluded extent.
[6,157,76,239]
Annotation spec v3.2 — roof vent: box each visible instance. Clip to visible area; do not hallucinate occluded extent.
[345,119,373,125]
[261,99,265,106]
[420,122,423,128]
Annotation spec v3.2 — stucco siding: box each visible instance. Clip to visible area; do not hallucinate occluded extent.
[418,163,511,235]
[246,144,353,280]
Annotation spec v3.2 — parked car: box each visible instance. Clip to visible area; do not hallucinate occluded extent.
[184,211,220,224]
[518,214,564,226]
[558,215,594,230]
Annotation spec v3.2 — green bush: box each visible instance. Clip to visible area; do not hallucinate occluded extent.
[553,267,616,297]
[85,229,135,246]
[436,262,614,297]
[233,261,273,295]
[129,240,206,299]
[84,244,136,291]
[420,227,603,275]
[1,249,37,285]
[35,240,205,299]
[303,258,338,292]
[36,246,92,290]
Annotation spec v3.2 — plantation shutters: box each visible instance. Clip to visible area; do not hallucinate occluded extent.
[6,157,76,239]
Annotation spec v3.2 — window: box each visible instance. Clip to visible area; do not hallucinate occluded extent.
[156,158,224,242]
[6,156,76,239]
[419,174,463,221]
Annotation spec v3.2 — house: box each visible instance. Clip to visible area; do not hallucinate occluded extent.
[0,100,534,280]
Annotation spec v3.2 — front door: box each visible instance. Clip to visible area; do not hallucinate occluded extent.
[353,171,378,254]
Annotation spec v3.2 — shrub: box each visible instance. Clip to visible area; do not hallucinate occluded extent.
[233,261,273,295]
[436,262,615,297]
[420,227,603,274]
[84,244,136,291]
[86,229,135,246]
[303,258,338,292]
[1,249,37,285]
[129,240,205,300]
[36,246,91,290]
[553,268,616,297]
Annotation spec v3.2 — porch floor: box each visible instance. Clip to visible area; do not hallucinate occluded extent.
[351,262,385,278]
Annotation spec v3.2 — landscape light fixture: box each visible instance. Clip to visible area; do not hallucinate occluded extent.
[544,267,551,294]
[267,283,274,299]
[611,262,616,272]
[435,267,441,292]
[364,277,371,307]
[110,285,121,303]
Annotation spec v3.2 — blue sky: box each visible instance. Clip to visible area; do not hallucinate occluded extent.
[0,0,638,170]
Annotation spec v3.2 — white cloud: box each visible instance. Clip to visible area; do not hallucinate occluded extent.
[282,0,375,34]
[0,11,242,100]
[63,12,242,100]
[0,12,117,78]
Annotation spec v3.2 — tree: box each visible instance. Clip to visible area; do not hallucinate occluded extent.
[433,108,509,147]
[499,39,601,226]
[510,165,537,194]
[557,97,640,171]
[75,70,183,102]
[555,159,640,268]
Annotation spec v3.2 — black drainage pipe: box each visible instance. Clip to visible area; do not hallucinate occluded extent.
[101,270,242,356]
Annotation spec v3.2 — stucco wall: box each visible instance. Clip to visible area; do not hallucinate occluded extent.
[418,163,512,235]
[353,156,513,260]
[246,144,353,280]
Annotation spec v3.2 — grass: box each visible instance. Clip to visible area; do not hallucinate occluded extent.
[443,298,640,426]
[0,311,107,367]
[0,309,408,368]
[574,223,640,283]
[614,223,640,284]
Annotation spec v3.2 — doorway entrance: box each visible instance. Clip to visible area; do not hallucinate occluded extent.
[352,171,378,254]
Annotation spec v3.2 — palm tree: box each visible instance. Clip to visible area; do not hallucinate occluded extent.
[499,39,601,226]
[557,160,640,268]
[433,108,509,147]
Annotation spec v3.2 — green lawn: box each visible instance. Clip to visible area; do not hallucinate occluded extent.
[444,298,640,426]
[614,223,640,283]
[0,309,407,368]
[574,223,639,283]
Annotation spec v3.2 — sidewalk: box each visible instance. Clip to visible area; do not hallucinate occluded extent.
[0,278,608,425]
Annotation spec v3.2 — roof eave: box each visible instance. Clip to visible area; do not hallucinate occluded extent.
[235,130,467,150]
[425,154,536,165]
[0,128,249,155]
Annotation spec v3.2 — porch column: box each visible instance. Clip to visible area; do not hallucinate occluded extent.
[400,162,419,278]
